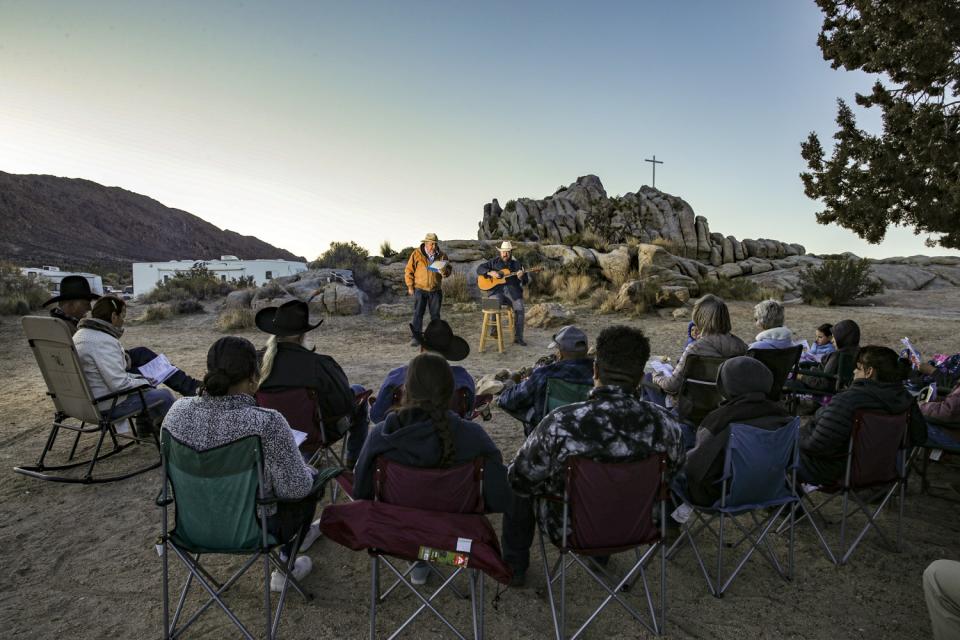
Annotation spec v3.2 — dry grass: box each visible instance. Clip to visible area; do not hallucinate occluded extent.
[137,303,173,323]
[217,307,256,332]
[588,288,618,314]
[558,273,593,303]
[610,268,640,290]
[650,237,679,252]
[441,271,473,303]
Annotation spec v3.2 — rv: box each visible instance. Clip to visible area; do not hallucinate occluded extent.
[20,266,104,297]
[131,256,307,298]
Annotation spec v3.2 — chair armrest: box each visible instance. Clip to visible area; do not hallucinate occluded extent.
[261,467,342,505]
[94,383,153,403]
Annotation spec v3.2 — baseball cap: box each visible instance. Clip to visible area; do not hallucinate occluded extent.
[548,325,588,352]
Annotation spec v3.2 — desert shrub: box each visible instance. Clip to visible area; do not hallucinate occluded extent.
[558,257,592,276]
[558,273,593,303]
[526,270,557,301]
[798,258,882,305]
[610,268,640,290]
[138,304,173,323]
[310,241,384,296]
[142,265,237,303]
[588,288,618,314]
[580,229,610,252]
[510,245,548,268]
[0,262,50,315]
[650,237,680,253]
[173,298,204,315]
[217,308,255,332]
[441,271,472,303]
[697,277,764,301]
[379,240,396,259]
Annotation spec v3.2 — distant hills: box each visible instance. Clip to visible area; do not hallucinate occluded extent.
[0,171,304,275]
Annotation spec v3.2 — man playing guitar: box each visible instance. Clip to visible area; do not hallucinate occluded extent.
[476,240,529,346]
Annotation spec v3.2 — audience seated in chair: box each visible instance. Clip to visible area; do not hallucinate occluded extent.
[370,319,476,424]
[73,296,175,427]
[649,294,747,408]
[162,336,324,591]
[48,275,200,396]
[924,559,960,640]
[256,299,369,468]
[507,325,686,585]
[684,356,793,507]
[497,325,594,437]
[807,323,836,361]
[920,385,960,448]
[798,345,927,486]
[748,299,795,350]
[798,319,860,392]
[353,352,511,585]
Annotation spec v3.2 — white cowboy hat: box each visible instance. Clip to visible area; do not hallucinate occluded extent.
[498,241,514,251]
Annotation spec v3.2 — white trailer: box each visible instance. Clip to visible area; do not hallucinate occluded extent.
[131,256,307,298]
[20,266,104,296]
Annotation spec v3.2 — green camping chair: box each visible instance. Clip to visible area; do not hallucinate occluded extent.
[158,432,337,639]
[544,378,593,415]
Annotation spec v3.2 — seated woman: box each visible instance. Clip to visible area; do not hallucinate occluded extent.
[256,299,369,467]
[748,299,795,350]
[920,385,960,448]
[353,352,510,584]
[73,295,175,427]
[683,357,793,507]
[162,336,322,591]
[798,319,860,391]
[650,294,747,431]
[799,345,927,486]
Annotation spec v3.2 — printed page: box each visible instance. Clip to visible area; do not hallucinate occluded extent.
[137,354,177,386]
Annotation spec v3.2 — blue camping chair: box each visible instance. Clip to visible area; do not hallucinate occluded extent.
[668,418,800,597]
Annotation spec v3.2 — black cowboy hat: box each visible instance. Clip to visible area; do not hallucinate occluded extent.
[255,299,323,336]
[410,318,470,362]
[42,275,101,307]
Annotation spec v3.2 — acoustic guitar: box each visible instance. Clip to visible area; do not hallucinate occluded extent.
[477,266,544,292]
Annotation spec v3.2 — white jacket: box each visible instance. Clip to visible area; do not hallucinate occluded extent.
[73,323,149,410]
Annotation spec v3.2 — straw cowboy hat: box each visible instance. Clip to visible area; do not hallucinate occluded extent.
[42,275,101,307]
[498,241,514,251]
[255,299,323,336]
[422,233,440,243]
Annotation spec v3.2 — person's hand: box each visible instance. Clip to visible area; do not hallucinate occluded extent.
[487,271,499,278]
[517,269,525,278]
[407,287,414,296]
[918,362,936,375]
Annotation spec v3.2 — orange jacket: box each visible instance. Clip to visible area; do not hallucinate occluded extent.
[404,245,452,291]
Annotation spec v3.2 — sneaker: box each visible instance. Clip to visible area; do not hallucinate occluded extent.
[409,561,431,586]
[297,523,322,553]
[270,556,312,592]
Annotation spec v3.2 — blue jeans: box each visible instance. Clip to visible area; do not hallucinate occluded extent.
[105,388,176,424]
[487,290,525,340]
[411,289,443,335]
[346,384,370,463]
[127,346,199,396]
[926,422,960,449]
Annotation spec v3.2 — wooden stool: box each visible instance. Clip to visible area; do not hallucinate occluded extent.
[479,299,507,353]
[500,307,515,343]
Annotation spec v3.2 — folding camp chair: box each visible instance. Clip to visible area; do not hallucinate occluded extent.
[158,432,336,640]
[544,378,593,415]
[668,419,800,597]
[538,454,669,639]
[319,456,511,639]
[15,315,163,484]
[677,355,728,426]
[783,351,856,410]
[789,410,911,566]
[911,418,960,503]
[747,345,802,401]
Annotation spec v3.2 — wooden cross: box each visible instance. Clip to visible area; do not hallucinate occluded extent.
[645,155,664,188]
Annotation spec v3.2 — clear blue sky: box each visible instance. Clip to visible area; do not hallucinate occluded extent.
[0,0,949,259]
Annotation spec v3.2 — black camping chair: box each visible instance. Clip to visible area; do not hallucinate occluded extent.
[747,345,803,402]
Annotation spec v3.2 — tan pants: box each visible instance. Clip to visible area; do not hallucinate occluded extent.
[924,559,960,639]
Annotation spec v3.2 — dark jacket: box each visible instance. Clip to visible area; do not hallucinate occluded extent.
[477,256,528,298]
[685,357,792,507]
[799,378,927,485]
[370,364,477,424]
[49,307,81,334]
[258,342,354,422]
[352,408,510,513]
[497,357,594,434]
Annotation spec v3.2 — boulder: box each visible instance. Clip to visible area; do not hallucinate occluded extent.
[596,246,634,283]
[656,285,691,307]
[709,246,722,267]
[321,284,366,315]
[540,244,582,265]
[224,289,254,309]
[742,239,760,258]
[721,237,735,264]
[717,263,743,279]
[671,307,691,320]
[694,216,712,260]
[869,264,937,290]
[525,302,575,328]
[731,237,745,261]
[636,243,678,270]
[614,280,649,311]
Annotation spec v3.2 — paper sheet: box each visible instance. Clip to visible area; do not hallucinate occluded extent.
[428,260,449,272]
[290,429,309,448]
[138,354,177,386]
[901,337,922,368]
[648,360,674,377]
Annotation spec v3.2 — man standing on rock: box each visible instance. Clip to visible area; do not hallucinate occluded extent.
[477,240,528,346]
[404,232,453,347]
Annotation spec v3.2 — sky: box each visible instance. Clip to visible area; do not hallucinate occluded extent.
[0,0,952,261]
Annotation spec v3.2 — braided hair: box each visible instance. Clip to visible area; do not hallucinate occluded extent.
[202,336,259,396]
[401,353,456,467]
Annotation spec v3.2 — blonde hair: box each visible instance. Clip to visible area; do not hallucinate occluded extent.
[259,335,279,383]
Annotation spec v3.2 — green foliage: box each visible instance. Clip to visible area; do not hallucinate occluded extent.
[142,265,239,303]
[798,258,883,305]
[379,240,396,259]
[0,262,50,315]
[801,0,960,248]
[698,277,766,301]
[309,241,384,296]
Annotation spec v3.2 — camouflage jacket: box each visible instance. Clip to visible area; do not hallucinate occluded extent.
[508,384,686,543]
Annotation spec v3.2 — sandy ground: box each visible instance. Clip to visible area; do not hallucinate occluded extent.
[1,294,958,639]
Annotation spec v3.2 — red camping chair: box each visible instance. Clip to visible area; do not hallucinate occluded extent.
[319,457,511,639]
[788,410,911,566]
[538,454,669,638]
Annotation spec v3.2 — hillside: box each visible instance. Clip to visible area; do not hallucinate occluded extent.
[0,171,304,273]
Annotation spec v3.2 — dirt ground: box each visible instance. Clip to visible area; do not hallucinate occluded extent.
[1,294,958,639]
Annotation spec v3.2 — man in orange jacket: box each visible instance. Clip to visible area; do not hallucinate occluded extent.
[404,232,453,346]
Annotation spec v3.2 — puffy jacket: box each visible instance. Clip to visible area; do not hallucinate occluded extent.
[799,378,926,485]
[73,321,150,410]
[653,332,748,396]
[749,327,795,350]
[921,385,960,425]
[404,244,452,291]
